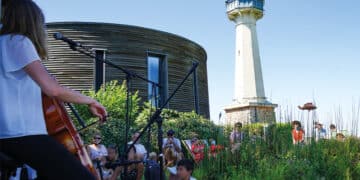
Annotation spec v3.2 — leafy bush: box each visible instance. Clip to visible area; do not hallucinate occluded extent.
[135,103,220,152]
[74,80,140,149]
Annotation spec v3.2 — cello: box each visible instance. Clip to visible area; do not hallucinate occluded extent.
[42,93,99,179]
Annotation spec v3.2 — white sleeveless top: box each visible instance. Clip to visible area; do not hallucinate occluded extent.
[0,34,47,138]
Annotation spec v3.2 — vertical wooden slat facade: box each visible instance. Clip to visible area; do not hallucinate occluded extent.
[45,22,210,118]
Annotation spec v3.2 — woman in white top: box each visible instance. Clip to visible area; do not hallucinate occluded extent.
[0,0,107,179]
[88,134,108,164]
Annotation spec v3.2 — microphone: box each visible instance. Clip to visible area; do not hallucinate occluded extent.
[53,32,82,48]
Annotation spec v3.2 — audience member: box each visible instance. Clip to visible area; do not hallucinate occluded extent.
[314,122,327,141]
[176,159,196,180]
[164,146,179,169]
[102,145,118,180]
[128,131,148,161]
[209,139,223,158]
[110,145,144,180]
[144,152,160,180]
[163,129,183,164]
[291,120,305,145]
[329,124,337,139]
[336,133,346,142]
[229,122,244,153]
[163,130,182,154]
[87,134,108,168]
[190,137,204,163]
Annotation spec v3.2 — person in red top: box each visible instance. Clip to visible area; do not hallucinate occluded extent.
[190,137,204,163]
[208,139,223,158]
[292,121,305,145]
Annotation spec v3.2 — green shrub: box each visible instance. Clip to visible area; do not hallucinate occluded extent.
[135,104,220,152]
[74,80,140,149]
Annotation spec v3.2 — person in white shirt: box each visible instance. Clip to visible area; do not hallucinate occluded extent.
[0,1,107,179]
[128,132,147,161]
[163,129,182,154]
[88,134,108,165]
[163,129,183,166]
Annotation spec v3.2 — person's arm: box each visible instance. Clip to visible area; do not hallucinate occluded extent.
[24,60,107,121]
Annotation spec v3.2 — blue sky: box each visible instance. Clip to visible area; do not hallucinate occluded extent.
[34,1,360,132]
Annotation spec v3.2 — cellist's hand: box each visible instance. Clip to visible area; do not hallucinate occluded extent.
[88,100,107,123]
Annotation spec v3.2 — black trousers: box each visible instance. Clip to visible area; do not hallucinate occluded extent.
[0,135,96,180]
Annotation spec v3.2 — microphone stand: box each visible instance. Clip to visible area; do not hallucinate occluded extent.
[55,34,199,180]
[127,62,199,180]
[56,36,161,179]
[96,160,104,180]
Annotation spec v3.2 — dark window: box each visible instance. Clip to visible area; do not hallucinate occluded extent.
[147,54,168,107]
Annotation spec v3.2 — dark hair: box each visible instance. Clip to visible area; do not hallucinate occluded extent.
[235,122,242,128]
[177,159,194,173]
[167,129,175,136]
[330,124,336,129]
[292,120,301,127]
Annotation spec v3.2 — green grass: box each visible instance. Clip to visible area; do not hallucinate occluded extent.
[193,123,360,180]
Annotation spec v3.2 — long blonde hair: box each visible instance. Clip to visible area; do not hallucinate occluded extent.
[0,0,47,59]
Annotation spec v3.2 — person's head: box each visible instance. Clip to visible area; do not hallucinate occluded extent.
[107,144,118,161]
[336,133,345,141]
[1,0,47,59]
[292,120,301,129]
[167,129,175,138]
[234,122,242,131]
[330,124,336,130]
[131,131,140,142]
[176,159,194,180]
[149,152,157,161]
[191,137,199,145]
[93,134,102,145]
[314,122,322,129]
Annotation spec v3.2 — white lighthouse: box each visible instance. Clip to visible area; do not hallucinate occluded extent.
[224,0,277,125]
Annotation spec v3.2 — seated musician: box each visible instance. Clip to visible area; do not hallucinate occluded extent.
[0,1,107,179]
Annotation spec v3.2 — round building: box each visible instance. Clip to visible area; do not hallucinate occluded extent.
[45,22,209,118]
